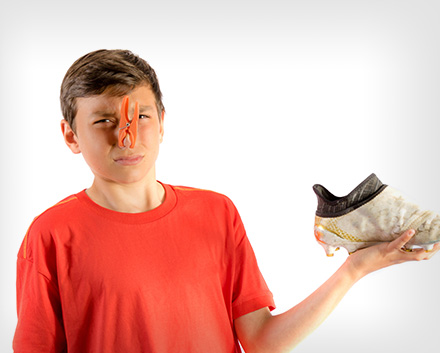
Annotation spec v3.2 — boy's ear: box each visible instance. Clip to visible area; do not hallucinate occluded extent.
[159,111,165,143]
[61,120,81,154]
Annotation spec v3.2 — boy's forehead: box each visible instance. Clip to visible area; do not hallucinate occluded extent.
[76,95,119,115]
[76,86,156,114]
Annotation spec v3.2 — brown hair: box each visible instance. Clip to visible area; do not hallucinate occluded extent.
[60,49,165,131]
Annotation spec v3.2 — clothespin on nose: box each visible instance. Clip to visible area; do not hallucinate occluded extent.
[118,96,139,149]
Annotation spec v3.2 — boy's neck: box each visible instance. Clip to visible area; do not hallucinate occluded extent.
[86,179,166,213]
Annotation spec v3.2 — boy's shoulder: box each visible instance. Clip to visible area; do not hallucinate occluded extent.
[27,192,82,231]
[19,191,82,261]
[171,184,225,196]
[170,184,235,206]
[168,184,241,221]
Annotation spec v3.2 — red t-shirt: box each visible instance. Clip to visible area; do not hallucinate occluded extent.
[14,183,275,352]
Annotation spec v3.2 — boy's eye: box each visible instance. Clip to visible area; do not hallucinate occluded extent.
[94,119,112,124]
[139,114,150,119]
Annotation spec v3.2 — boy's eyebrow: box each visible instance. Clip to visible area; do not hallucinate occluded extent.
[90,110,118,118]
[139,105,155,113]
[90,105,155,118]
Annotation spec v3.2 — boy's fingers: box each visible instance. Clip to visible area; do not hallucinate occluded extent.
[391,229,415,250]
[390,230,440,261]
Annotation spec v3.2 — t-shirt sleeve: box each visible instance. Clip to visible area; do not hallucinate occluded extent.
[13,225,67,353]
[230,204,276,319]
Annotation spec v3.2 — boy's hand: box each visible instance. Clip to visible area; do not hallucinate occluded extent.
[236,229,439,352]
[345,229,440,280]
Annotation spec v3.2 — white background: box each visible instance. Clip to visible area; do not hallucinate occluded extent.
[1,0,440,352]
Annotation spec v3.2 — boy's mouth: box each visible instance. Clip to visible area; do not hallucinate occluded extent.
[114,155,144,166]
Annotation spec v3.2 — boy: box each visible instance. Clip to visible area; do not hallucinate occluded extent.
[13,49,439,353]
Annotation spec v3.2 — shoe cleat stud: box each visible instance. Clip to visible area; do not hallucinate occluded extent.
[345,244,360,255]
[321,243,337,257]
[422,244,435,252]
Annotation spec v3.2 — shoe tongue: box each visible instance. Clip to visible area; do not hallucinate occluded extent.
[313,173,385,217]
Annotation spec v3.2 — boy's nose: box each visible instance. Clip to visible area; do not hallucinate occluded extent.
[121,133,132,149]
[118,96,139,149]
[118,126,137,149]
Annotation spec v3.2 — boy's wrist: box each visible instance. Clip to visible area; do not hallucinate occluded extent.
[341,255,369,283]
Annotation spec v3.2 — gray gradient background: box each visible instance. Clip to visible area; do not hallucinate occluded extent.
[1,0,440,352]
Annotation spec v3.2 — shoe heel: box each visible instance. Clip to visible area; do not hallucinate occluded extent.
[320,243,340,257]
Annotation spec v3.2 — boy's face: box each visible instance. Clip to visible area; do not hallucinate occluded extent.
[61,85,164,185]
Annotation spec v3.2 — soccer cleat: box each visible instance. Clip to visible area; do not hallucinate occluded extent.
[313,174,440,256]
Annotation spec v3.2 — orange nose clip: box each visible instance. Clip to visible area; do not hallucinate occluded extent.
[118,96,139,149]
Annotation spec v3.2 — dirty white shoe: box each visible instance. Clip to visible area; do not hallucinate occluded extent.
[313,174,440,256]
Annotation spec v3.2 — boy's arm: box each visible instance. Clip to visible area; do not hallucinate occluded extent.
[13,257,67,352]
[234,230,439,353]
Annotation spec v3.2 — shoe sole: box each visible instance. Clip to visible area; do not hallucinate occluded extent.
[315,221,439,256]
